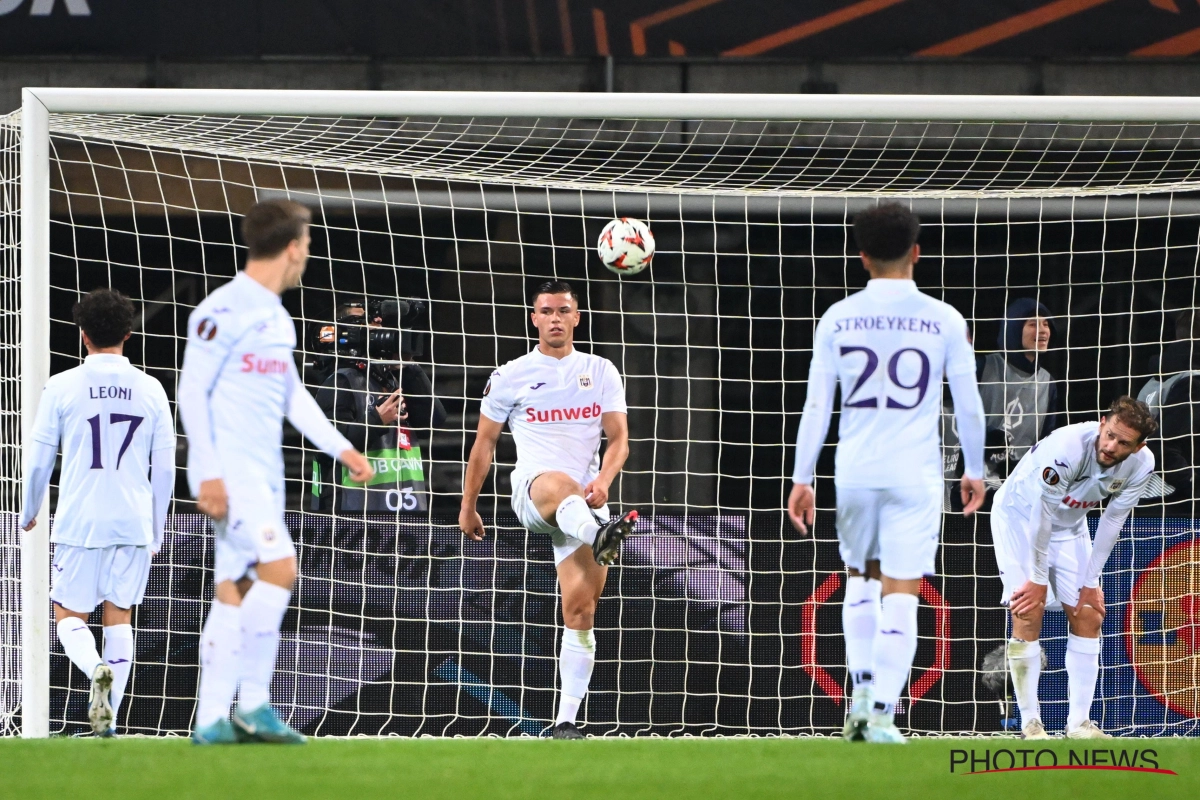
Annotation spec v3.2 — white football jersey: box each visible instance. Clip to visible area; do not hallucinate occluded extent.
[480,347,627,486]
[994,421,1155,540]
[29,354,175,548]
[809,279,977,489]
[179,272,350,494]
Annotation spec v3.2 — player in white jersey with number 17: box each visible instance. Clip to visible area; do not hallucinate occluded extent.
[789,204,987,744]
[179,200,373,745]
[460,280,638,740]
[996,397,1156,740]
[21,289,176,737]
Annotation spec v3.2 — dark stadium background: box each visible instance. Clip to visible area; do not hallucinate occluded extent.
[12,0,1200,737]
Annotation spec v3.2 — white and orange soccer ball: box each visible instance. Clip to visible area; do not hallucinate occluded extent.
[597,217,654,276]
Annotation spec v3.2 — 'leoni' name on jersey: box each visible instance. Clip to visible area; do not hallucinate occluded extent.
[525,402,603,423]
[89,385,132,400]
[832,315,942,334]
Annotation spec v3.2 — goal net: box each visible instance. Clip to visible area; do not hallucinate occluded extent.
[2,91,1200,737]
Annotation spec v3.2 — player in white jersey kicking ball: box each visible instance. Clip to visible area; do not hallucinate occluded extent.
[789,204,987,744]
[21,288,176,737]
[180,200,373,745]
[996,396,1156,740]
[460,280,638,740]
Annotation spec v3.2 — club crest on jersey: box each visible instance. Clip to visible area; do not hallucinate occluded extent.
[1042,467,1061,486]
[1110,479,1126,492]
[196,318,218,341]
[260,525,277,544]
[577,373,593,390]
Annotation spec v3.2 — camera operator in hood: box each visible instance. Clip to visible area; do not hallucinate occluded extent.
[311,299,446,514]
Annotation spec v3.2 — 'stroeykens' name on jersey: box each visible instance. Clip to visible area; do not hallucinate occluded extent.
[833,315,942,334]
[525,403,603,423]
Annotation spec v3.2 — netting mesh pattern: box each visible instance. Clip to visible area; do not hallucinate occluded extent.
[44,114,1200,197]
[1,108,1199,735]
[0,111,19,736]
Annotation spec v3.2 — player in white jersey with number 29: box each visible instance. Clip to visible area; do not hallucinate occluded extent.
[460,280,638,740]
[179,200,373,745]
[789,204,987,744]
[21,289,176,737]
[995,397,1156,740]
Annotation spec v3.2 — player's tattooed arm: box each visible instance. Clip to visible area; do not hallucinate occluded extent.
[460,415,505,541]
[584,411,629,509]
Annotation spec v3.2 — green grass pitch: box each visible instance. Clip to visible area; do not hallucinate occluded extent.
[1,737,1198,800]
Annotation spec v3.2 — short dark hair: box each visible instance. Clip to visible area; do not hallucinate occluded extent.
[73,288,135,348]
[530,280,579,307]
[241,199,312,260]
[853,203,921,261]
[1106,395,1157,442]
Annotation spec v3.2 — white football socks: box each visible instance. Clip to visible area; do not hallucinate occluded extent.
[238,581,291,711]
[871,592,919,716]
[196,600,242,728]
[102,624,134,727]
[57,617,103,679]
[1066,633,1101,730]
[843,576,881,691]
[1007,637,1042,726]
[555,495,600,546]
[556,628,596,726]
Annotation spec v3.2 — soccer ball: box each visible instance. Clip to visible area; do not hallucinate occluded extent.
[597,217,654,276]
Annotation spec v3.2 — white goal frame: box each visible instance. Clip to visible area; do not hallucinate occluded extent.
[17,87,1200,737]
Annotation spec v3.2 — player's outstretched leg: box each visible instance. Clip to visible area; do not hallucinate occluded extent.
[841,573,881,742]
[865,590,918,744]
[231,559,305,744]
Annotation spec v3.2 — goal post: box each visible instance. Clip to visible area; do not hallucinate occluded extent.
[7,88,1200,738]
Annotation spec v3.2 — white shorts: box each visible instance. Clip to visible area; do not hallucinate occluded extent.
[992,508,1090,611]
[835,484,943,580]
[213,480,295,584]
[50,543,151,613]
[510,471,610,565]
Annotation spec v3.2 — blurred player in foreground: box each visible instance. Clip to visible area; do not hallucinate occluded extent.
[21,288,176,736]
[459,280,638,739]
[179,200,373,745]
[789,203,987,744]
[996,396,1156,740]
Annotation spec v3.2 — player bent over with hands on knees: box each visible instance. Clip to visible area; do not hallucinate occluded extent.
[460,280,638,740]
[179,200,373,745]
[788,203,987,744]
[996,396,1156,740]
[21,288,176,737]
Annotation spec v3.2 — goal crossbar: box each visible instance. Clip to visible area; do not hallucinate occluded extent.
[22,87,1200,122]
